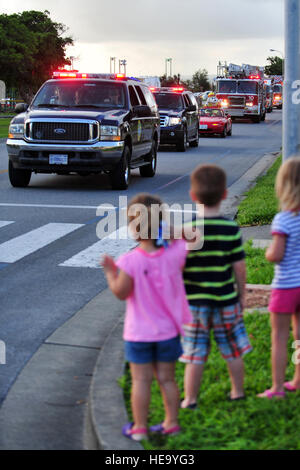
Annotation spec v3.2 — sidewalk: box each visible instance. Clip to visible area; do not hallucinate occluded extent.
[0,151,278,450]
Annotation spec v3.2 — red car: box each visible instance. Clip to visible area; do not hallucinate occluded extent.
[199,108,232,137]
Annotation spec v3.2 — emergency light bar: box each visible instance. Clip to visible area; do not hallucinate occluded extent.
[52,71,141,81]
[152,87,185,93]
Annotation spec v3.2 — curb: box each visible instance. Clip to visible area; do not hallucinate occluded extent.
[221,151,280,219]
[85,317,142,450]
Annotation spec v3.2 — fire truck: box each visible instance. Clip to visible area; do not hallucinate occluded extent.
[270,75,283,109]
[215,62,267,123]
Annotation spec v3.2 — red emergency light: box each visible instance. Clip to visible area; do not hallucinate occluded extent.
[172,87,184,92]
[52,71,87,79]
[249,74,261,80]
[115,73,126,79]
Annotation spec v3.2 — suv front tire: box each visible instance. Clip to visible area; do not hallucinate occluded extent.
[9,161,31,187]
[110,145,131,190]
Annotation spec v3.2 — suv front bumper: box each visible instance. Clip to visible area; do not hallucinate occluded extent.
[6,139,124,173]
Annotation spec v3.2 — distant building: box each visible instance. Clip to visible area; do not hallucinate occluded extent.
[139,76,161,87]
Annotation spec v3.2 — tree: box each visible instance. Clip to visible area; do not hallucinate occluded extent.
[0,10,73,101]
[159,74,181,87]
[181,69,211,92]
[265,56,283,76]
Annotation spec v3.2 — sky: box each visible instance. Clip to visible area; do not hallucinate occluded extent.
[1,0,284,78]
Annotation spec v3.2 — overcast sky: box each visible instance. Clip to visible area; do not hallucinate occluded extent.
[1,0,284,78]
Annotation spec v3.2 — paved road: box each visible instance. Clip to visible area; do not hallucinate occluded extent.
[0,110,282,405]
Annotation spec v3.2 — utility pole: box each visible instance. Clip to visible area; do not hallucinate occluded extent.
[283,0,300,160]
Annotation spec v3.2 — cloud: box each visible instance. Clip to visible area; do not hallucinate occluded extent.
[3,0,284,43]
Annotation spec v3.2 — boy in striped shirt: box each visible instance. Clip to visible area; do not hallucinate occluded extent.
[180,164,252,408]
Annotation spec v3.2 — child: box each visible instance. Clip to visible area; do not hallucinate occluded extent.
[101,193,193,441]
[258,157,300,399]
[180,164,252,409]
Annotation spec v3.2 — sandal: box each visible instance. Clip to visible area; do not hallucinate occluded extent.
[284,382,300,392]
[257,389,286,399]
[180,400,197,410]
[149,422,181,435]
[122,422,148,441]
[227,393,245,401]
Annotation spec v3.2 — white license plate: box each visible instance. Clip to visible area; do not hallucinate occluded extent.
[200,125,208,130]
[49,154,68,165]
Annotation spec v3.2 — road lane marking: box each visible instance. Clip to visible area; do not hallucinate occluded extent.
[0,203,110,210]
[0,223,84,263]
[0,170,8,174]
[59,225,136,269]
[0,221,14,229]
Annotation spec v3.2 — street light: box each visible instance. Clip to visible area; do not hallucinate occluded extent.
[165,58,172,77]
[119,59,127,75]
[110,57,116,73]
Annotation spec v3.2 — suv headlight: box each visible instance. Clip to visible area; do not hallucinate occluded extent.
[169,117,181,126]
[100,125,121,141]
[8,123,25,139]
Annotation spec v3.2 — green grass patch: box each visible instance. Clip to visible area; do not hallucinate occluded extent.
[244,240,274,284]
[236,156,281,226]
[121,313,300,450]
[0,118,11,138]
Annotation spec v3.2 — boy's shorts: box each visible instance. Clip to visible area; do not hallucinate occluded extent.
[125,335,183,364]
[180,303,252,364]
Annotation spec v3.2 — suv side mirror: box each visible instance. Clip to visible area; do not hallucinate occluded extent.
[15,103,28,114]
[132,105,151,117]
[186,105,196,112]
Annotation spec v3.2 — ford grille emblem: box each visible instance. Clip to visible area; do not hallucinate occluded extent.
[54,128,66,134]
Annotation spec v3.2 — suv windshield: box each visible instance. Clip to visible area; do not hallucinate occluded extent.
[237,81,258,94]
[273,85,282,93]
[32,80,127,109]
[153,93,183,110]
[217,80,237,93]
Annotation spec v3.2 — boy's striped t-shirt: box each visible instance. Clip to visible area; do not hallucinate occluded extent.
[184,217,245,307]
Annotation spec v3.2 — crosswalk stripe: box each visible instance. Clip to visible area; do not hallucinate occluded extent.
[0,223,84,263]
[59,225,136,269]
[0,221,14,229]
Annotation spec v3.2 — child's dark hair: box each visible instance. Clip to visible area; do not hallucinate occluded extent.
[191,164,226,206]
[127,193,164,244]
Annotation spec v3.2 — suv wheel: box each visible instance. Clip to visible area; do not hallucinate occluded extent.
[140,141,157,177]
[176,129,187,152]
[9,161,31,187]
[110,145,131,190]
[189,129,199,147]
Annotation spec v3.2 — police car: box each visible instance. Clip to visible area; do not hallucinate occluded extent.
[7,72,160,190]
[150,87,199,151]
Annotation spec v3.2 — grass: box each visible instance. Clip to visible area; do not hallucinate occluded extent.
[121,313,300,450]
[236,156,281,226]
[0,118,11,138]
[244,240,274,284]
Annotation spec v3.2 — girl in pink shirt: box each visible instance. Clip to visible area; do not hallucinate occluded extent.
[102,193,193,441]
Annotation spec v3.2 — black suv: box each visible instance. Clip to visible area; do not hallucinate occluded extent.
[7,72,160,189]
[152,87,199,151]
